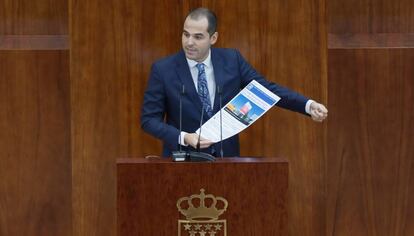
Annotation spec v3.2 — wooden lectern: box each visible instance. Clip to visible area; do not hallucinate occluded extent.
[117,157,288,235]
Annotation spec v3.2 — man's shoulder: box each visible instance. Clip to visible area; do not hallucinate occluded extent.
[211,48,242,63]
[152,51,184,68]
[212,47,239,56]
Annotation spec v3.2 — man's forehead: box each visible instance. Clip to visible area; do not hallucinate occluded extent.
[183,17,209,34]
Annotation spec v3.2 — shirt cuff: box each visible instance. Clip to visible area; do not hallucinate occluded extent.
[179,131,189,146]
[305,100,315,115]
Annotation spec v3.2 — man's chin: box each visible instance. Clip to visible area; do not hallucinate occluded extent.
[185,52,198,61]
[185,51,197,60]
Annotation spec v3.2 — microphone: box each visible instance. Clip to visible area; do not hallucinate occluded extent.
[179,85,185,152]
[217,86,224,158]
[172,85,215,162]
[172,85,187,161]
[186,102,215,162]
[196,103,205,152]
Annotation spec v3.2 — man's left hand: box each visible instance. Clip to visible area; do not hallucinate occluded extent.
[309,102,328,122]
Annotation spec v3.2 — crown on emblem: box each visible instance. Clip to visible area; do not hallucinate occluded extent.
[176,189,228,221]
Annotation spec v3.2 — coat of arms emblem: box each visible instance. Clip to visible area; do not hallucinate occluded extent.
[177,189,228,236]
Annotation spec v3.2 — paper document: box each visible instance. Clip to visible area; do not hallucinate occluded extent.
[196,80,280,142]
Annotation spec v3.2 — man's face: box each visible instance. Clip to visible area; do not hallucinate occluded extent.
[182,17,218,62]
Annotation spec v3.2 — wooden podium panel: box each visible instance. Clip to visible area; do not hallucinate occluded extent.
[117,157,288,235]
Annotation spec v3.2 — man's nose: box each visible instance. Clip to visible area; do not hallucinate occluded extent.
[187,37,194,45]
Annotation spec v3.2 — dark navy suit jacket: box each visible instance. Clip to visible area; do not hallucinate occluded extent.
[141,48,309,157]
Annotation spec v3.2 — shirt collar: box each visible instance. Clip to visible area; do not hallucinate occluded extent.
[186,49,212,69]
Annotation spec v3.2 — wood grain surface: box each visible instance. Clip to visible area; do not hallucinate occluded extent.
[71,1,185,235]
[328,33,414,49]
[328,1,414,235]
[328,0,414,33]
[118,158,288,235]
[0,51,71,236]
[0,0,68,34]
[327,49,414,236]
[0,0,70,235]
[0,35,69,50]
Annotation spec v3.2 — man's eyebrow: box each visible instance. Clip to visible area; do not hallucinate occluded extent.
[182,30,205,36]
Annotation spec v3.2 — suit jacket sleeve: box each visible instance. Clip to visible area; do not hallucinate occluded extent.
[235,49,309,115]
[140,63,180,150]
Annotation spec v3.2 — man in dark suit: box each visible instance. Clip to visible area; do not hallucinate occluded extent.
[141,8,328,157]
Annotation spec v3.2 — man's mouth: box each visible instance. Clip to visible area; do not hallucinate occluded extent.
[186,48,197,53]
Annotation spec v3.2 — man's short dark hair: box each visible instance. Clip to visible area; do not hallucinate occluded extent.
[187,8,217,36]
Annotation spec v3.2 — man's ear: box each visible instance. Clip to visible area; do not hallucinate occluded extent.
[210,32,218,45]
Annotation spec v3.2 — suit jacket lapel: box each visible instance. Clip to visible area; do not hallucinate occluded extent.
[174,51,203,114]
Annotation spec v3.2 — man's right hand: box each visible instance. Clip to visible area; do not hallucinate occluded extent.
[184,133,214,149]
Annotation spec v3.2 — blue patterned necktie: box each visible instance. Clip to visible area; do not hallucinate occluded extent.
[196,63,213,117]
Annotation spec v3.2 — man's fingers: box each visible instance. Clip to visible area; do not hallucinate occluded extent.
[310,105,328,122]
[185,133,214,148]
[199,139,214,148]
[312,116,323,122]
[197,142,212,149]
[311,109,323,118]
[312,115,324,122]
[317,104,328,113]
[309,102,328,122]
[313,109,322,116]
[311,102,328,113]
[200,142,213,148]
[315,109,327,118]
